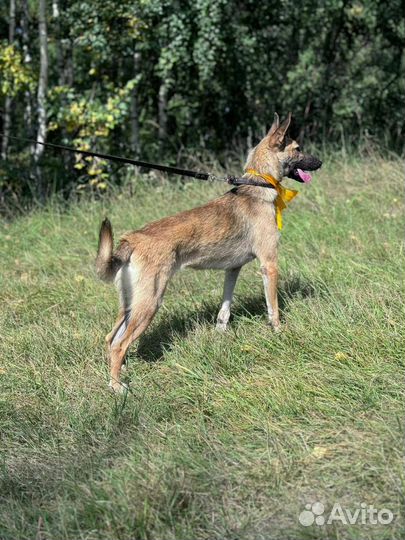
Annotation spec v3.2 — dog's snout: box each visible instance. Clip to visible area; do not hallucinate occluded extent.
[305,155,322,171]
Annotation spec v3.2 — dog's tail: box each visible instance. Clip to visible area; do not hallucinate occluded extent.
[96,218,132,282]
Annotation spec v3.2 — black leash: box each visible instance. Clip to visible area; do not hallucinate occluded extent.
[1,134,273,189]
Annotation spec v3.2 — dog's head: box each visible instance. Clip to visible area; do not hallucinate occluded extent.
[246,112,322,183]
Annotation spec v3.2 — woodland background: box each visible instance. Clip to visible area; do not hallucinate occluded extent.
[0,0,404,207]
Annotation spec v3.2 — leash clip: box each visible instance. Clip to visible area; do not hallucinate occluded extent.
[225,175,238,185]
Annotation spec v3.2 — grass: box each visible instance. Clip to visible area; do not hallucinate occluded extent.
[0,151,404,539]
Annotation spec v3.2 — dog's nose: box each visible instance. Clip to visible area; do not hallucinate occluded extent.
[312,157,322,169]
[305,156,322,170]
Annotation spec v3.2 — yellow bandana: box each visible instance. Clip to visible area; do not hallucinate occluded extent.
[246,168,298,230]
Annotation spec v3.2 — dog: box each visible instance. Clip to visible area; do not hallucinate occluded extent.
[96,112,322,392]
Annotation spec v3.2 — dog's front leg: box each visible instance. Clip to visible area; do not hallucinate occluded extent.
[261,262,280,331]
[216,267,241,331]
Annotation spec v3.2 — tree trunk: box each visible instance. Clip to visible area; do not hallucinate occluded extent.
[52,0,72,172]
[1,0,16,160]
[34,0,49,198]
[61,39,74,87]
[130,49,141,154]
[320,0,349,138]
[21,0,34,148]
[158,81,168,143]
[52,0,64,86]
[52,0,73,88]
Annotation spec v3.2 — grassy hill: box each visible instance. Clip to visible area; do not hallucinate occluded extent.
[0,152,404,540]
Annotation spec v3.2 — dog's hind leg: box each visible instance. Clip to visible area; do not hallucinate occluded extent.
[108,312,155,393]
[105,309,126,349]
[105,261,140,363]
[108,270,170,393]
[216,267,241,331]
[105,308,131,368]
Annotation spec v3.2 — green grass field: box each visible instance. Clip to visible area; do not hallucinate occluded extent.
[0,152,404,540]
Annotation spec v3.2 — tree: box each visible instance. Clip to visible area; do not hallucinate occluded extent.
[1,0,16,160]
[34,0,49,197]
[0,0,404,206]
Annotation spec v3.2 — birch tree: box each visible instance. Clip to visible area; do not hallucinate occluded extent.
[130,48,141,154]
[1,0,16,160]
[21,0,33,147]
[34,0,49,195]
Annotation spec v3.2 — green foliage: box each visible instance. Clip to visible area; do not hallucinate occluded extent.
[0,0,404,202]
[48,79,138,188]
[0,41,35,96]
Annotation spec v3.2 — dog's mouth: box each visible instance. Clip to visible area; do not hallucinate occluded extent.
[287,156,322,183]
[289,168,313,183]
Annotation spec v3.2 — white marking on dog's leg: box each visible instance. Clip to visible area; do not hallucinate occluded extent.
[108,380,129,394]
[216,267,241,331]
[111,313,130,372]
[261,268,273,320]
[111,311,130,347]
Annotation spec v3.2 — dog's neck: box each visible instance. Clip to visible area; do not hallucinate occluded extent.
[242,145,282,202]
[245,142,283,176]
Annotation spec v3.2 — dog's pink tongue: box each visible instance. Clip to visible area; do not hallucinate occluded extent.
[297,168,312,183]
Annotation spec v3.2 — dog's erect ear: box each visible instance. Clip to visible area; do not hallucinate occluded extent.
[278,112,292,138]
[268,112,292,148]
[267,112,280,137]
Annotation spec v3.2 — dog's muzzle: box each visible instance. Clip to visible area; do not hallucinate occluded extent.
[287,155,322,183]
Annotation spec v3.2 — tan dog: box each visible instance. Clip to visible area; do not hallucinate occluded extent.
[96,113,322,392]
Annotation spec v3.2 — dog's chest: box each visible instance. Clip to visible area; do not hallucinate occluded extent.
[183,207,277,271]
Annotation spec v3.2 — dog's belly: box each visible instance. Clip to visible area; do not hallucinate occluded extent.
[187,254,255,270]
[181,242,256,271]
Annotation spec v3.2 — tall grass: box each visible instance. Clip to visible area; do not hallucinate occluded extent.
[0,152,404,539]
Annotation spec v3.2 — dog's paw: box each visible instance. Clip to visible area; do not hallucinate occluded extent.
[108,381,129,394]
[272,320,283,333]
[216,321,228,332]
[267,320,282,333]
